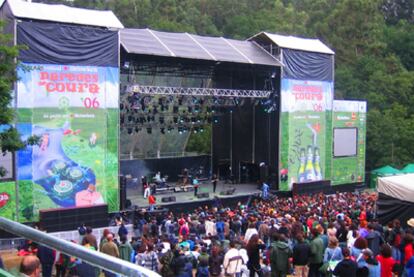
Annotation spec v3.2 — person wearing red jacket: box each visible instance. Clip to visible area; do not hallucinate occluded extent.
[148,194,156,211]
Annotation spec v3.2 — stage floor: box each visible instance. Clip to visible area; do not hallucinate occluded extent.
[127,181,261,208]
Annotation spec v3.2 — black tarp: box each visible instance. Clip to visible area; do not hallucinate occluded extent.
[282,48,333,81]
[377,192,414,227]
[17,21,118,66]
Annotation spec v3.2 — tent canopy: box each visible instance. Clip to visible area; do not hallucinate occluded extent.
[249,32,334,55]
[120,28,282,67]
[371,165,401,175]
[378,174,414,203]
[401,164,414,174]
[377,174,414,226]
[1,0,123,29]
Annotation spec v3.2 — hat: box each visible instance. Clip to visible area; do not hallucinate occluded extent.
[408,218,414,227]
[362,248,373,257]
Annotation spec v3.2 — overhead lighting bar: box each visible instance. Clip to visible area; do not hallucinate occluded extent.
[126,85,272,98]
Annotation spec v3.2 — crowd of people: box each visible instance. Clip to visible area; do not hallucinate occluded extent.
[15,190,414,277]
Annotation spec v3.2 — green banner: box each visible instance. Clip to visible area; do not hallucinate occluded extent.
[279,79,333,191]
[331,101,367,185]
[15,63,119,222]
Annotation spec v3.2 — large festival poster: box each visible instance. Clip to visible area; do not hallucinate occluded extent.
[279,79,333,191]
[331,101,366,185]
[16,63,119,221]
[0,182,17,220]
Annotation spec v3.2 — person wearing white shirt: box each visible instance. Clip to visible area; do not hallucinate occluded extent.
[224,241,247,277]
[244,223,258,243]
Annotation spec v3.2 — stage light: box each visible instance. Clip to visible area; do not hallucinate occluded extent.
[178,127,183,134]
[173,117,178,124]
[167,126,173,133]
[160,128,165,134]
[191,117,196,124]
[193,128,198,134]
[213,116,219,124]
[146,127,152,134]
[200,128,204,132]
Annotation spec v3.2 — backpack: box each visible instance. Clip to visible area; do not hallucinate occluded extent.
[197,266,209,277]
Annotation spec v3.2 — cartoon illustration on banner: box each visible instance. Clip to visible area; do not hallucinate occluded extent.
[16,63,119,221]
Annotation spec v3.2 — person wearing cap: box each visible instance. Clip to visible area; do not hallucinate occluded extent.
[357,248,381,277]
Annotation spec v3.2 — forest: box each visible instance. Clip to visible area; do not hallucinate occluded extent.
[38,0,414,171]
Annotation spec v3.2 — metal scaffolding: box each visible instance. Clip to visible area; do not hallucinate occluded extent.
[126,85,272,98]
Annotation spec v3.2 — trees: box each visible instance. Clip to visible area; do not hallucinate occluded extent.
[0,22,24,177]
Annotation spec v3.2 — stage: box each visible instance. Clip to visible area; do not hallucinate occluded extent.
[126,181,261,208]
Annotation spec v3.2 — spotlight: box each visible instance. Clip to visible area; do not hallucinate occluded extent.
[146,127,152,134]
[213,116,219,124]
[167,126,173,133]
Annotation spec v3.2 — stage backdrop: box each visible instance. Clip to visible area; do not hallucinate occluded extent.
[14,21,119,222]
[331,100,367,185]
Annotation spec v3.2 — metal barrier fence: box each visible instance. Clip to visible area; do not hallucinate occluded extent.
[0,217,161,277]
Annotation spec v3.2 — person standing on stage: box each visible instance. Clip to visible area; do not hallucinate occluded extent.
[212,174,218,193]
[193,176,199,196]
[262,181,269,200]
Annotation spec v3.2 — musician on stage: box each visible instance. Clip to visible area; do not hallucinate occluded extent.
[212,174,218,193]
[193,176,199,196]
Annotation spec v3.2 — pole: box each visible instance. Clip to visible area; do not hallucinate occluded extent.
[0,217,160,277]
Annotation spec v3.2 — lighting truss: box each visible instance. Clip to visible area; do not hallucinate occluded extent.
[126,85,272,98]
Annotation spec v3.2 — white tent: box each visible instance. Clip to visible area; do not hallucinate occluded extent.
[377,174,414,226]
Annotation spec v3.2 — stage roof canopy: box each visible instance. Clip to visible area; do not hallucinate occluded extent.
[250,32,334,55]
[120,28,282,67]
[1,0,123,29]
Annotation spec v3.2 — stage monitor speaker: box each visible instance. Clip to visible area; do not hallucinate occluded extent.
[220,187,236,196]
[161,196,176,203]
[197,192,209,199]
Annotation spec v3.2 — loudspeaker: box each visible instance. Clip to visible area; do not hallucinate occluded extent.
[120,175,127,210]
[197,192,209,199]
[39,204,108,232]
[161,196,176,203]
[220,187,236,196]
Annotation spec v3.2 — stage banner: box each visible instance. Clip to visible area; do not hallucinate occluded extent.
[16,63,119,222]
[331,100,366,185]
[279,78,333,191]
